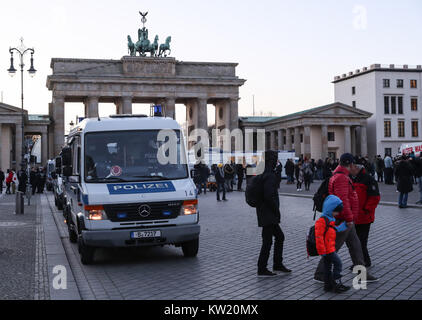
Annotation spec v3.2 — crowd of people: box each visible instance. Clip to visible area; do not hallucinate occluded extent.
[0,166,47,195]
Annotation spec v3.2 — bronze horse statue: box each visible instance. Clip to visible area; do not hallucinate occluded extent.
[158,36,172,57]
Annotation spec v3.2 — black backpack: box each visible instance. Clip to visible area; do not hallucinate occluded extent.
[245,174,264,208]
[312,172,341,219]
[306,217,331,257]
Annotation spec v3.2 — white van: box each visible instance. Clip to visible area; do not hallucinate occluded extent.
[61,114,200,264]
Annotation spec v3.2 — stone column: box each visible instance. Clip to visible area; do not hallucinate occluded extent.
[285,128,292,150]
[351,127,356,155]
[304,126,311,160]
[344,125,351,154]
[84,96,99,118]
[41,129,48,165]
[215,100,230,130]
[116,96,132,115]
[52,96,65,157]
[360,125,368,157]
[278,129,284,150]
[165,98,176,120]
[15,123,23,167]
[321,125,328,160]
[48,103,55,159]
[229,98,239,131]
[269,131,276,150]
[294,127,301,157]
[197,98,208,131]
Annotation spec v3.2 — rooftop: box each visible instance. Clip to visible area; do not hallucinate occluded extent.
[333,64,422,83]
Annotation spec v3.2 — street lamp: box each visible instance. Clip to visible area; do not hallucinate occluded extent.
[7,37,36,168]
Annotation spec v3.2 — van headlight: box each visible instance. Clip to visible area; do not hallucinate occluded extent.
[181,200,198,215]
[84,205,108,220]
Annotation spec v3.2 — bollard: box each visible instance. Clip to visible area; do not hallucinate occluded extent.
[15,191,24,215]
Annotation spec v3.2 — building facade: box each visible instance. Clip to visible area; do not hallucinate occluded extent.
[0,102,50,171]
[239,102,372,160]
[334,64,422,158]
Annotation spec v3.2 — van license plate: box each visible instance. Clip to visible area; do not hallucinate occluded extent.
[131,230,161,239]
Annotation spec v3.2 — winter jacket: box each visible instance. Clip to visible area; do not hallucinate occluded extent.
[256,168,280,227]
[6,172,13,184]
[395,160,414,193]
[285,160,294,176]
[215,167,225,184]
[411,157,422,178]
[352,168,380,225]
[328,165,359,223]
[315,195,347,255]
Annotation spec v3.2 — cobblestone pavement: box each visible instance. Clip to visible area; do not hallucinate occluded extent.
[0,192,40,300]
[278,178,422,207]
[46,189,422,300]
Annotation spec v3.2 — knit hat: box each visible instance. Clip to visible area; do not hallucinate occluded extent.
[340,153,356,166]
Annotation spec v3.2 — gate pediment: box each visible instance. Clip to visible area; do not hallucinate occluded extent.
[122,56,176,77]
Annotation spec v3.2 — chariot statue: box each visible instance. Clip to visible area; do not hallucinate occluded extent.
[126,11,172,58]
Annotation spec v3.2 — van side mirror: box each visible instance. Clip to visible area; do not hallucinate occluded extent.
[55,157,62,174]
[62,166,73,177]
[61,147,72,166]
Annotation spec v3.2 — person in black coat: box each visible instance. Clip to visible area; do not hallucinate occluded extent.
[0,169,5,194]
[412,156,422,204]
[236,162,245,191]
[275,161,283,188]
[17,167,27,193]
[284,159,295,184]
[30,168,39,195]
[256,150,291,277]
[395,156,414,208]
[198,163,210,195]
[215,164,227,201]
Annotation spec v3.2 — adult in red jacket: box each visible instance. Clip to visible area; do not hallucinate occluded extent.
[314,153,379,283]
[352,165,380,267]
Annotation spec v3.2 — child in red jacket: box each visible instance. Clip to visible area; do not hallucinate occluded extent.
[315,195,350,293]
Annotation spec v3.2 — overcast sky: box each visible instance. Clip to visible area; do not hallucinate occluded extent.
[1,0,422,132]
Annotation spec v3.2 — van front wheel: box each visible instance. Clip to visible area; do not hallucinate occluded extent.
[78,236,95,265]
[181,238,199,257]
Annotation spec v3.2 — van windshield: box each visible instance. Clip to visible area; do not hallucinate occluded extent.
[84,130,188,183]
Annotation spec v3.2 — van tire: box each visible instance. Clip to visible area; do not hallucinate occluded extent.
[78,236,95,265]
[68,221,78,243]
[181,238,199,257]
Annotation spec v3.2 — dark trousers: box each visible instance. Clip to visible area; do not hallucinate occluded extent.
[216,182,226,200]
[384,168,394,184]
[355,223,371,266]
[6,182,11,194]
[377,171,383,182]
[0,181,3,193]
[258,224,285,272]
[197,182,207,194]
[323,252,342,284]
[237,176,244,190]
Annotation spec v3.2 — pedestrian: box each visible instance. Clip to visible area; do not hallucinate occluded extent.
[313,153,379,283]
[0,169,5,194]
[236,161,245,191]
[215,163,227,202]
[30,167,39,195]
[11,169,17,194]
[352,164,381,268]
[315,195,350,293]
[316,159,324,180]
[295,161,304,191]
[37,167,46,193]
[395,155,414,208]
[17,166,28,193]
[303,159,313,191]
[256,150,291,276]
[323,158,333,179]
[384,154,394,185]
[375,155,385,182]
[5,169,13,194]
[412,155,422,204]
[223,163,234,192]
[285,159,295,184]
[275,160,283,188]
[199,163,210,195]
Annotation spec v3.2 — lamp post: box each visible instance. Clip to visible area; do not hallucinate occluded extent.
[7,37,36,168]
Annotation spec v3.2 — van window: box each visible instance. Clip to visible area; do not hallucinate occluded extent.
[84,130,188,183]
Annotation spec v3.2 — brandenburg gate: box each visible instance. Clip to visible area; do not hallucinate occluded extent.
[46,12,246,158]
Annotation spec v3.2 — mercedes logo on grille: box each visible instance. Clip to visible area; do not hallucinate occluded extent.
[138,204,152,217]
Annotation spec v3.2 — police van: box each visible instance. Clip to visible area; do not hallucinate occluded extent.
[61,111,200,264]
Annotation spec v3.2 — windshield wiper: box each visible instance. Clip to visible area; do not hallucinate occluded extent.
[131,175,171,180]
[90,177,128,183]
